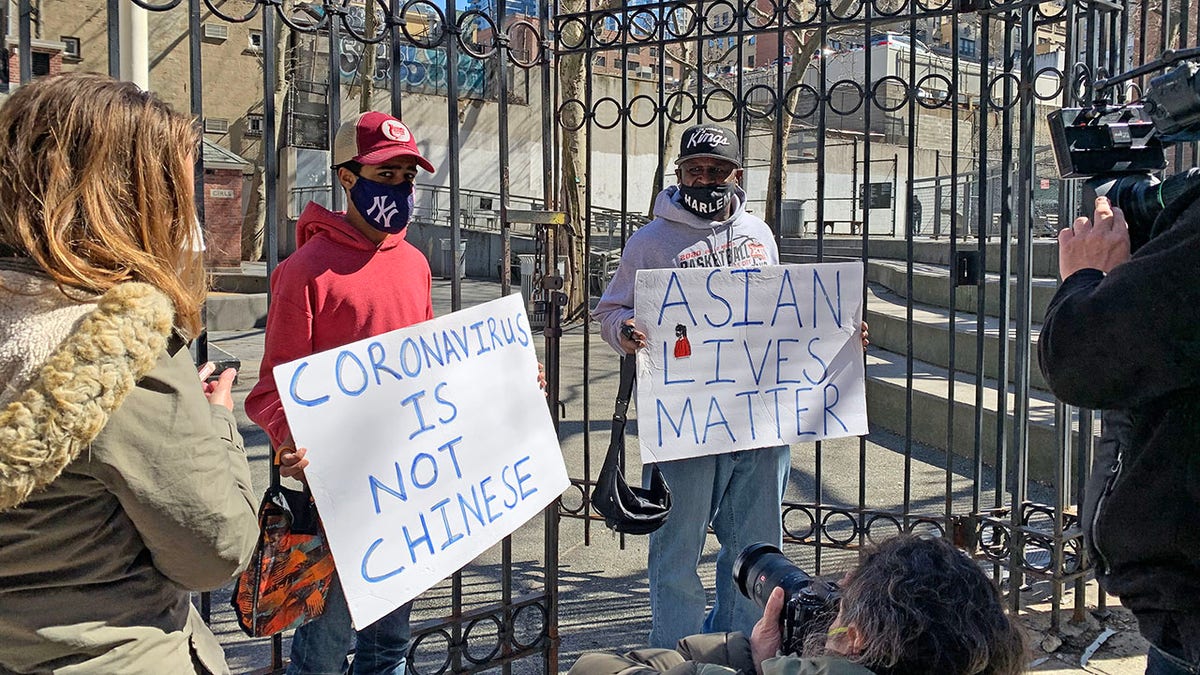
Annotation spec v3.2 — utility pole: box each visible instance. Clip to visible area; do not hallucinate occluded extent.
[118,0,148,88]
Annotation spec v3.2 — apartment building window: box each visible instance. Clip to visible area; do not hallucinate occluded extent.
[959,37,976,56]
[615,58,624,69]
[665,66,674,77]
[248,30,263,52]
[747,55,755,67]
[595,55,606,66]
[61,36,81,61]
[31,53,50,77]
[246,114,264,137]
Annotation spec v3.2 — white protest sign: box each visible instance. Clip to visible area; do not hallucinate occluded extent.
[275,293,568,628]
[633,263,867,463]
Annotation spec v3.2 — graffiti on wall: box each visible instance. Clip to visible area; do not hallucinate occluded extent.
[339,6,493,99]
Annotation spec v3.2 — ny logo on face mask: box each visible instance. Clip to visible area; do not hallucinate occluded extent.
[367,196,401,230]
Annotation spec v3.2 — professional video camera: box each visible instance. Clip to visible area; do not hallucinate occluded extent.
[1049,47,1200,236]
[733,542,840,656]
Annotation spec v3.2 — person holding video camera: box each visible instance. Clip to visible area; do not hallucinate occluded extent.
[1038,189,1200,674]
[568,534,1027,675]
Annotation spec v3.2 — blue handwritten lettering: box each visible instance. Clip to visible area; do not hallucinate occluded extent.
[657,272,698,326]
[410,452,438,489]
[663,341,696,385]
[399,337,422,377]
[704,338,735,384]
[703,397,736,444]
[470,321,492,355]
[435,382,459,424]
[803,337,829,385]
[735,390,759,440]
[731,269,765,327]
[400,390,437,440]
[824,383,848,434]
[369,463,408,514]
[794,386,816,436]
[437,436,464,478]
[368,341,403,385]
[776,338,802,384]
[479,476,504,523]
[403,513,434,562]
[458,485,485,534]
[360,538,404,582]
[430,497,465,550]
[656,397,698,447]
[515,312,531,346]
[335,350,369,396]
[743,339,773,385]
[486,317,506,351]
[812,269,842,328]
[419,334,445,368]
[704,269,732,327]
[772,270,803,327]
[765,386,787,438]
[288,362,330,407]
[513,456,538,499]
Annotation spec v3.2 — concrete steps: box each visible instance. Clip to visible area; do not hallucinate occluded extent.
[778,236,1064,482]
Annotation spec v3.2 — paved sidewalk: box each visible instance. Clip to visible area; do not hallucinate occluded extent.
[206,278,1150,674]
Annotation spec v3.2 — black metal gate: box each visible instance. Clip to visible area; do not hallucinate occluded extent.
[8,0,1192,671]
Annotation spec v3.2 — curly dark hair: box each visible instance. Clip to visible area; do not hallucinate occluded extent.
[832,534,1028,675]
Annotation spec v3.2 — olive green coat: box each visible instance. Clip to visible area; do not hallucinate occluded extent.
[0,266,259,674]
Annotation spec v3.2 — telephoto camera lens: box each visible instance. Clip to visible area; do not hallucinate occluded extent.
[733,542,813,609]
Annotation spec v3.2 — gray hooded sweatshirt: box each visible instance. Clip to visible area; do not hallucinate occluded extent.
[593,184,779,353]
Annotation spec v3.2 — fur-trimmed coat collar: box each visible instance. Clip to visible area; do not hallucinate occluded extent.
[0,267,174,511]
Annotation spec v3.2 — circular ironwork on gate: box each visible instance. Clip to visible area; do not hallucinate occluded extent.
[863,513,903,544]
[665,90,699,124]
[744,0,778,29]
[130,0,182,11]
[462,615,503,665]
[410,629,453,675]
[784,0,818,26]
[276,1,329,33]
[916,74,954,109]
[507,19,544,69]
[402,0,446,49]
[744,85,778,119]
[782,504,817,541]
[512,602,548,651]
[458,11,499,59]
[342,0,392,44]
[703,0,739,35]
[629,94,659,127]
[592,97,623,130]
[977,517,1013,562]
[1033,67,1067,102]
[784,83,820,119]
[828,79,867,115]
[833,0,868,20]
[557,15,589,50]
[558,482,587,515]
[872,75,911,112]
[593,12,623,47]
[986,72,1022,111]
[665,3,698,39]
[915,0,954,12]
[703,88,738,123]
[557,99,589,132]
[202,0,259,23]
[629,8,659,42]
[821,509,859,546]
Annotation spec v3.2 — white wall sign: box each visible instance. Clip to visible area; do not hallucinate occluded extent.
[633,263,868,463]
[275,293,568,628]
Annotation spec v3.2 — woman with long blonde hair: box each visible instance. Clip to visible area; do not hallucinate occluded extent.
[0,72,259,674]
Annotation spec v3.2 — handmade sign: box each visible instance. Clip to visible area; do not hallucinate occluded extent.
[275,293,568,628]
[633,262,868,463]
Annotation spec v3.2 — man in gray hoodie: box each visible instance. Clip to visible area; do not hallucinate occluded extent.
[592,124,789,648]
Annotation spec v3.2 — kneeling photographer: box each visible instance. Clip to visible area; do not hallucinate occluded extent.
[1040,52,1200,674]
[568,534,1026,675]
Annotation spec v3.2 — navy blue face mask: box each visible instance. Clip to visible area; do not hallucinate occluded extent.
[349,176,414,234]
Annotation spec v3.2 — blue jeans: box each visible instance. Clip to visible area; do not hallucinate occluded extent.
[1148,646,1200,675]
[644,445,790,648]
[287,574,413,675]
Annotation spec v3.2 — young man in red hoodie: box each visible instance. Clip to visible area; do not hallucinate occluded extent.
[245,110,436,675]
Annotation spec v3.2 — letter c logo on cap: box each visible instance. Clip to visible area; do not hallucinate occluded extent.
[382,120,411,142]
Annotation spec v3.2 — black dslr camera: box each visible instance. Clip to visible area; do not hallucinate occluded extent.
[1049,49,1200,237]
[733,542,840,656]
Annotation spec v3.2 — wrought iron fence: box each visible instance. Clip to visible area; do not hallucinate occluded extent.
[7,0,1196,670]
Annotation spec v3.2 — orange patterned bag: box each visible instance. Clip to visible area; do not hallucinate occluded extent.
[232,485,335,637]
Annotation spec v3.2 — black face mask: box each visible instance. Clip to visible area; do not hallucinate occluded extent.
[678,183,735,220]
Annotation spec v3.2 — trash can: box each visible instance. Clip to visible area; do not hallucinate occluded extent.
[518,254,537,302]
[439,239,467,280]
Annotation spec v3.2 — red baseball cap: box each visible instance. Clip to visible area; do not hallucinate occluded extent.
[332,111,435,173]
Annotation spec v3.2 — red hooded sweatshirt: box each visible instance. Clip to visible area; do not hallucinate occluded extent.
[245,202,433,447]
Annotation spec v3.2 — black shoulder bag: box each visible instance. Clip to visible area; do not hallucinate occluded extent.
[591,355,672,534]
